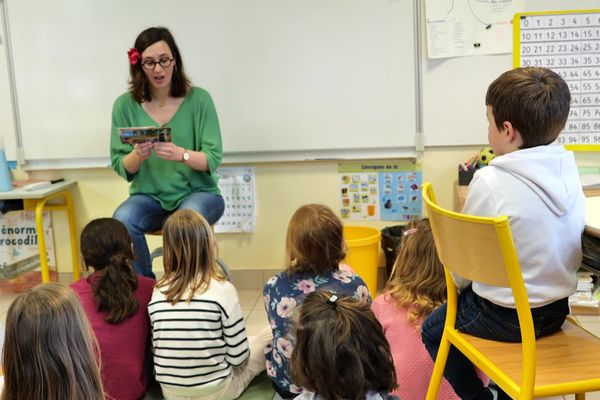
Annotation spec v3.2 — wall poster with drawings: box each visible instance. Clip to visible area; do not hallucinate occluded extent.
[214,167,256,233]
[338,161,421,221]
[514,9,600,150]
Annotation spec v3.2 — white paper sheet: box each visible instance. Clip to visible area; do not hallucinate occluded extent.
[425,0,524,59]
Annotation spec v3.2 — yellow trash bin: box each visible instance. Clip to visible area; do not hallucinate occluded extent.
[343,226,381,298]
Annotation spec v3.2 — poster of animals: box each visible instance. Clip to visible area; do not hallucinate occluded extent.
[338,161,422,221]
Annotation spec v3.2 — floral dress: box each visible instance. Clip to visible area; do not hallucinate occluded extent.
[263,266,371,397]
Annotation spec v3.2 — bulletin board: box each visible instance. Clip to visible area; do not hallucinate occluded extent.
[513,9,600,151]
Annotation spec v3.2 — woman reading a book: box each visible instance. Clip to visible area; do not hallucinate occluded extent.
[110,26,224,278]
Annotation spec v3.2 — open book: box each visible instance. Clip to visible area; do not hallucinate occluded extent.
[119,126,172,144]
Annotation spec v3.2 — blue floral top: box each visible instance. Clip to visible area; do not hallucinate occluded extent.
[263,266,371,397]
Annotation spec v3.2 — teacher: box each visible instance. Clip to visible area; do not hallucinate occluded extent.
[111,27,224,278]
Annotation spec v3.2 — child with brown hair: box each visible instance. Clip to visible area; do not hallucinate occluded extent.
[71,217,155,400]
[372,219,488,399]
[421,67,585,400]
[149,209,268,400]
[264,204,371,398]
[2,283,104,400]
[290,290,398,400]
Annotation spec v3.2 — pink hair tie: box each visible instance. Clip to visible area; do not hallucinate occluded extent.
[403,228,418,236]
[127,48,141,65]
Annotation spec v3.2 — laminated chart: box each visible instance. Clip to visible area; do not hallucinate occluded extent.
[214,167,256,233]
[338,161,421,221]
[514,9,600,150]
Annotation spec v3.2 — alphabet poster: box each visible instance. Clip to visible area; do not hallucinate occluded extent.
[338,161,422,221]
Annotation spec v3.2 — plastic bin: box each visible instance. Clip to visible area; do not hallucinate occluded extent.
[381,225,406,278]
[343,226,381,298]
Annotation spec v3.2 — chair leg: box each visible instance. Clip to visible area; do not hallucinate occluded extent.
[575,393,586,400]
[217,257,232,282]
[426,333,452,400]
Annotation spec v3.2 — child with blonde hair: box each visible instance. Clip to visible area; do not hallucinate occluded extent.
[2,283,104,400]
[264,204,371,398]
[149,209,268,400]
[372,219,488,399]
[291,291,398,400]
[71,217,154,400]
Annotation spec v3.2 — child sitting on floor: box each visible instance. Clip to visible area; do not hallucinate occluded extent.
[291,290,398,400]
[264,204,371,398]
[2,283,104,400]
[372,219,488,399]
[71,217,155,400]
[149,209,269,400]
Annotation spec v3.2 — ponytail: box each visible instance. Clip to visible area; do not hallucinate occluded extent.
[93,253,139,324]
[81,218,140,324]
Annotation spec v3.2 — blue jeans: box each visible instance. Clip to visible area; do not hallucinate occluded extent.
[421,286,569,400]
[113,192,225,278]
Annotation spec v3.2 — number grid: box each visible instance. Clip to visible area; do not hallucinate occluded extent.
[515,10,600,149]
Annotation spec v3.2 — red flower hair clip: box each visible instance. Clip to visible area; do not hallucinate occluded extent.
[127,48,141,65]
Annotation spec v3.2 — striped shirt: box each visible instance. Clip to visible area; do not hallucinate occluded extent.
[149,279,249,396]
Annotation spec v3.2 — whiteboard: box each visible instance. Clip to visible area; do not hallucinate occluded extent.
[0,5,16,161]
[422,0,600,147]
[2,0,417,166]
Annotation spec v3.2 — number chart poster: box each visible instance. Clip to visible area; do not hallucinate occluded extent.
[515,11,600,148]
[214,167,256,233]
[338,161,422,221]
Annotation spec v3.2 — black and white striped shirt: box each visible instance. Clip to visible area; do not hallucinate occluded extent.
[149,279,249,395]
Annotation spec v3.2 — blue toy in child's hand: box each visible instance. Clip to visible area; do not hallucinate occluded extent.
[478,146,495,168]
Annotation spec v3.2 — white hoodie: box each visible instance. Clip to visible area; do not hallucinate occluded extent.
[462,145,585,308]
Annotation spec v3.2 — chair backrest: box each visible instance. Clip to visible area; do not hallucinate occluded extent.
[422,182,523,289]
[421,183,535,349]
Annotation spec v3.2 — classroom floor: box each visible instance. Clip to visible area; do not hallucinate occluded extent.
[0,274,599,399]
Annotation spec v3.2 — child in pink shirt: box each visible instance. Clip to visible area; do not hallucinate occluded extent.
[372,219,488,400]
[71,218,154,400]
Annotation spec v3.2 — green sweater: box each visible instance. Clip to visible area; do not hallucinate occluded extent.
[110,87,223,211]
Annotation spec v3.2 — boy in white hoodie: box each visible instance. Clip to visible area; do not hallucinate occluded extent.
[421,67,586,400]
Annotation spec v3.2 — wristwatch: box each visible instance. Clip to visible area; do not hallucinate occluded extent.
[181,149,190,162]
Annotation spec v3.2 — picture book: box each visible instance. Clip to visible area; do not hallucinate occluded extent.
[118,126,172,144]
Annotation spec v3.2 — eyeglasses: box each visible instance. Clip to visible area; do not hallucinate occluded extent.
[142,58,174,70]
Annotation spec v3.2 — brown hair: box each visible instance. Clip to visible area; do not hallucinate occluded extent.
[128,26,191,103]
[384,219,446,328]
[290,291,397,400]
[2,283,104,400]
[157,209,224,304]
[485,67,570,148]
[81,218,140,324]
[285,204,346,275]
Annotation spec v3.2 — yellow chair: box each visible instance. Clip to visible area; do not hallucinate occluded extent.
[422,182,600,400]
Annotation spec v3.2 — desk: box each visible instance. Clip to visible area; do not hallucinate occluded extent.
[0,181,79,283]
[454,181,600,212]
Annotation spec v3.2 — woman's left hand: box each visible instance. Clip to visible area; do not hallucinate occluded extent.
[153,142,184,161]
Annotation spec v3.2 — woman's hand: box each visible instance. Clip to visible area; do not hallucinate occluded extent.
[154,142,184,161]
[134,142,154,161]
[123,142,154,174]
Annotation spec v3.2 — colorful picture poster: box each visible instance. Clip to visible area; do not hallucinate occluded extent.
[338,161,422,221]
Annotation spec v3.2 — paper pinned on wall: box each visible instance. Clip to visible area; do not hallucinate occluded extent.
[338,161,422,221]
[214,167,256,233]
[425,0,524,59]
[0,211,55,279]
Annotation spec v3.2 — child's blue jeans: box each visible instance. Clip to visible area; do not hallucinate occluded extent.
[421,286,569,400]
[113,192,225,278]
